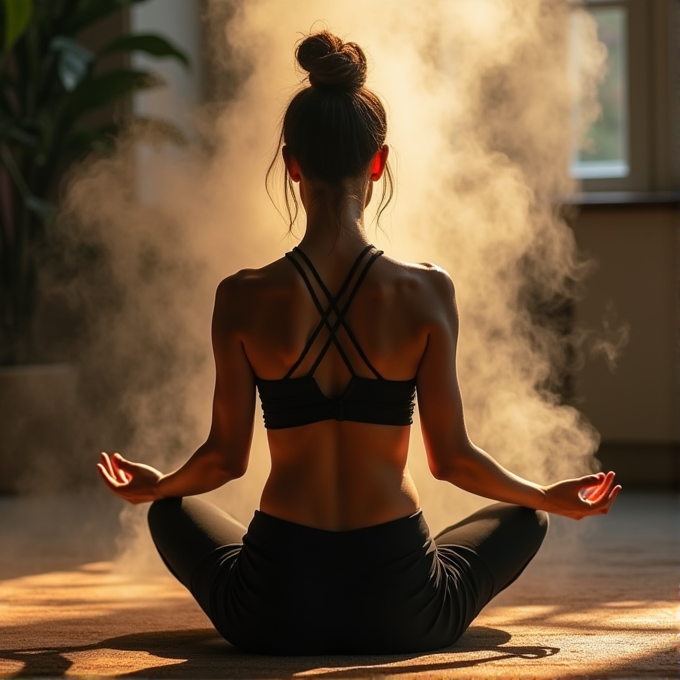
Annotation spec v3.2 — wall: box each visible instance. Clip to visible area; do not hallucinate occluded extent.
[571,202,680,486]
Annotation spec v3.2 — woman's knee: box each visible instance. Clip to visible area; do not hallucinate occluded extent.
[503,504,549,546]
[516,506,549,557]
[472,502,549,551]
[434,502,548,550]
[535,508,550,537]
[147,497,182,538]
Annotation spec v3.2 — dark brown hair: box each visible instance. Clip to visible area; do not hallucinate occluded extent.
[267,31,394,228]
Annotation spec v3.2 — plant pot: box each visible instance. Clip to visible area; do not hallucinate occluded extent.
[0,363,79,493]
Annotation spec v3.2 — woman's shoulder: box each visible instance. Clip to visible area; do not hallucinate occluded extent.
[379,254,456,302]
[212,257,298,324]
[216,256,295,294]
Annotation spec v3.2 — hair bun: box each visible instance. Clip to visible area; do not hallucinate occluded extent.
[296,31,367,92]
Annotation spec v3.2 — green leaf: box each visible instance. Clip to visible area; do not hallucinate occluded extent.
[24,194,56,219]
[0,82,17,117]
[66,116,187,157]
[65,121,118,155]
[61,0,147,36]
[51,36,94,91]
[64,68,164,120]
[1,124,39,147]
[100,33,190,69]
[3,0,33,51]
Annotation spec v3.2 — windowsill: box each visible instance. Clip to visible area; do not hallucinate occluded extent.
[565,191,680,207]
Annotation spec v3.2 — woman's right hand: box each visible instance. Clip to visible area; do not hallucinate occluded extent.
[540,471,621,520]
[97,452,164,505]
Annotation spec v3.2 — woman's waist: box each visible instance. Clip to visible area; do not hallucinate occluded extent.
[258,494,421,532]
[242,506,433,570]
[259,462,420,532]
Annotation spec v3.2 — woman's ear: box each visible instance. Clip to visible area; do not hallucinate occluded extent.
[282,146,302,182]
[370,145,389,181]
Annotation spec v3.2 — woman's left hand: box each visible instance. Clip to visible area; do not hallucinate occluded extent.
[97,452,164,505]
[540,471,621,520]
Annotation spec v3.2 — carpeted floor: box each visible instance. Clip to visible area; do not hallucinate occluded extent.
[0,490,676,678]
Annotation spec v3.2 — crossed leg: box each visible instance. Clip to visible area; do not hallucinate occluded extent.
[147,497,246,592]
[434,502,550,627]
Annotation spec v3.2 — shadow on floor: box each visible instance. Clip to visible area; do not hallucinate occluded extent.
[1,626,560,678]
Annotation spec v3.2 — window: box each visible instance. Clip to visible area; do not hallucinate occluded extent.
[571,4,629,180]
[570,0,679,193]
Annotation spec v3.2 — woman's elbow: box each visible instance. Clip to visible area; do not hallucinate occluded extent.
[213,451,249,481]
[428,458,459,483]
[427,443,475,483]
[222,458,248,480]
[200,445,248,483]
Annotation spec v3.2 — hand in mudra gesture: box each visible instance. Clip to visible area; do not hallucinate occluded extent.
[97,452,164,505]
[541,471,620,520]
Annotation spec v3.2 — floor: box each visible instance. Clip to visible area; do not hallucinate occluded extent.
[0,489,677,679]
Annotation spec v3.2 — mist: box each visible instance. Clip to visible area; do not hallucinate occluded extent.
[56,0,607,567]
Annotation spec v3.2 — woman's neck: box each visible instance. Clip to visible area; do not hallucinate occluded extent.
[297,176,372,258]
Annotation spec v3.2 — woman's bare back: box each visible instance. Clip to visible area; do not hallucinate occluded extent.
[219,248,439,530]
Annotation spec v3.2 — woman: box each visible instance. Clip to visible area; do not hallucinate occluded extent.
[98,31,620,655]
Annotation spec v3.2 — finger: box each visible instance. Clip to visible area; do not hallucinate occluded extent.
[101,452,114,476]
[111,462,128,484]
[578,473,605,500]
[580,473,605,488]
[590,479,620,511]
[112,453,133,483]
[586,472,615,505]
[581,485,600,500]
[99,453,117,481]
[97,463,122,490]
[601,485,622,513]
[101,454,131,488]
[110,453,131,484]
[605,484,622,506]
[102,452,122,481]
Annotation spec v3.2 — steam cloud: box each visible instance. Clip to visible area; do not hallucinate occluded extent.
[56,0,608,565]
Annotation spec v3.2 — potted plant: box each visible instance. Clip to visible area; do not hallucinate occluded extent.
[0,0,190,491]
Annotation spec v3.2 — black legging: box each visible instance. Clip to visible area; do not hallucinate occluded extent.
[148,498,548,655]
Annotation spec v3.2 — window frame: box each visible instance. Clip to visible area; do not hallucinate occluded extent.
[575,0,679,193]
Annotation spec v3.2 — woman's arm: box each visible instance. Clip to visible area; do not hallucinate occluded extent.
[416,267,620,519]
[98,275,256,504]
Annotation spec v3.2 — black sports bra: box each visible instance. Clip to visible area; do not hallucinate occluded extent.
[255,245,417,430]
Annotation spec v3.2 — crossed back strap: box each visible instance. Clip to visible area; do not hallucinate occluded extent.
[284,245,384,380]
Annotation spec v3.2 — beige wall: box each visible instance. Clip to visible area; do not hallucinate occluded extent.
[571,205,679,444]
